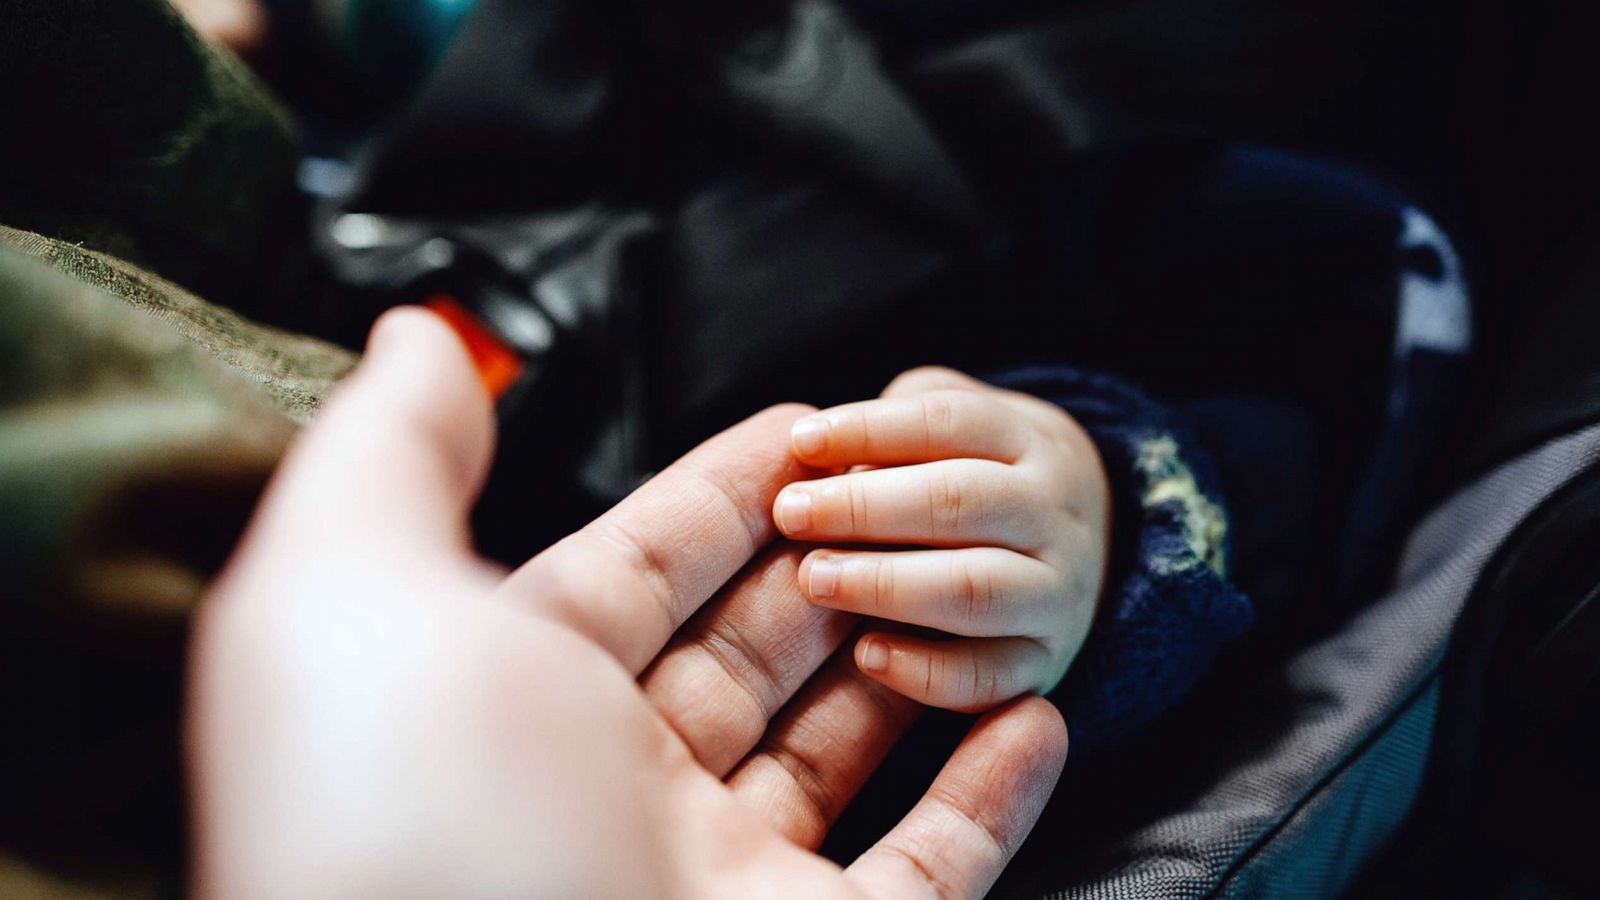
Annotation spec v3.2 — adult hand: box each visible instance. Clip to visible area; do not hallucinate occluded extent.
[189,308,1067,898]
[170,0,268,57]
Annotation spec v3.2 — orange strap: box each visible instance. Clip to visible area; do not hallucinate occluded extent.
[425,296,524,401]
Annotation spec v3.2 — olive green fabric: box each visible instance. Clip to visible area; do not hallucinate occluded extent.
[0,0,300,312]
[0,3,334,892]
[0,230,355,895]
[0,226,354,424]
[0,224,355,610]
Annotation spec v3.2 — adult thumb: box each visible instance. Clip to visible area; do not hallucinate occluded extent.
[247,307,496,557]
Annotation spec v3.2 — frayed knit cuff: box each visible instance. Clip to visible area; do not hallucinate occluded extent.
[989,366,1253,751]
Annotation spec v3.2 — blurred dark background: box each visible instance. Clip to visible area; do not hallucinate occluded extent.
[6,1,1600,897]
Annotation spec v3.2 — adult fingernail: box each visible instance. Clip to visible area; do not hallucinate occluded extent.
[807,556,839,598]
[858,637,889,673]
[791,416,829,457]
[776,490,812,533]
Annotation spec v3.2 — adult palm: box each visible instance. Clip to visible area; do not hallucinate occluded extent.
[190,309,1067,898]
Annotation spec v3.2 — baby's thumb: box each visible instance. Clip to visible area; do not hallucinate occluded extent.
[880,365,988,398]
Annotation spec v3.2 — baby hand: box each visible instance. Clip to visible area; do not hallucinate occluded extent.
[774,367,1110,712]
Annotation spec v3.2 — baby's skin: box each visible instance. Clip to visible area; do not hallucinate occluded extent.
[775,366,1111,712]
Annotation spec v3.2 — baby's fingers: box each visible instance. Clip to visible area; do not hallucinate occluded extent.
[790,390,1027,468]
[800,548,1060,637]
[774,460,1049,549]
[854,632,1063,713]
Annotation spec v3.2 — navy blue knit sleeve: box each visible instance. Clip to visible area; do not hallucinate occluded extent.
[988,366,1253,751]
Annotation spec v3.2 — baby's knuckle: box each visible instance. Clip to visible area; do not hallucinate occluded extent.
[927,473,959,536]
[984,662,1011,705]
[968,653,987,703]
[1013,457,1070,517]
[844,480,870,532]
[920,394,958,444]
[896,365,954,389]
[991,479,1045,545]
[1026,394,1082,436]
[843,408,871,446]
[872,557,896,613]
[949,557,997,622]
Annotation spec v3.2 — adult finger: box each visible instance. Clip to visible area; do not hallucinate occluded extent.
[789,391,1027,469]
[640,544,859,776]
[844,696,1068,900]
[799,547,1060,637]
[726,651,922,849]
[504,404,819,673]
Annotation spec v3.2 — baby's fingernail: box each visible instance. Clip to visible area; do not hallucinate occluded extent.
[807,557,839,598]
[791,416,829,457]
[858,637,890,673]
[776,490,813,533]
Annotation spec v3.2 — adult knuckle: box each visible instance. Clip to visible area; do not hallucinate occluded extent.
[703,619,785,713]
[677,637,768,751]
[591,520,675,606]
[923,782,1011,865]
[761,744,838,824]
[681,458,768,551]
